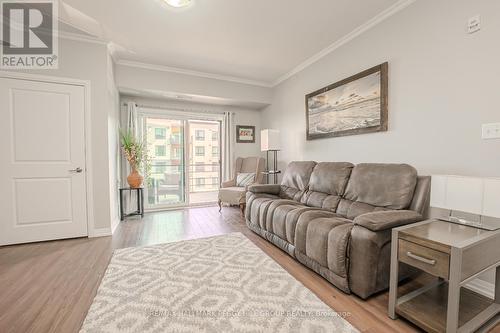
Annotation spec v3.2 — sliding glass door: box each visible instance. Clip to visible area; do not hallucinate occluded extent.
[188,120,221,205]
[142,114,221,209]
[145,117,186,207]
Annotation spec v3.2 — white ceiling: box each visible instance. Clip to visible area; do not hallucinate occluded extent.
[61,0,405,86]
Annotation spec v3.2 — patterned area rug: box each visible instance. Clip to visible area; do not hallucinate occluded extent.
[81,233,358,333]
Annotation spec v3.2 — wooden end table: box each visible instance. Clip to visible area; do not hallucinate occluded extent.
[388,219,500,333]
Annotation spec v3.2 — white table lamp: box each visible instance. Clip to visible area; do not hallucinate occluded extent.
[260,129,280,184]
[261,129,280,151]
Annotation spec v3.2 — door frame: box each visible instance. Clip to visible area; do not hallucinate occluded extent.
[0,70,95,237]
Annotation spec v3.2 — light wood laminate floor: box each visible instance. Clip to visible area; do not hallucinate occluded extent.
[0,206,498,333]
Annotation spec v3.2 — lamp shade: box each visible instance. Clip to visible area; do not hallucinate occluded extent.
[261,129,280,151]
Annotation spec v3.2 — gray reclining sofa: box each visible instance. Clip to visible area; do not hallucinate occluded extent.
[245,161,430,299]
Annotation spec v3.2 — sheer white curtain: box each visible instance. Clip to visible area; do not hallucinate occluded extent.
[126,102,139,138]
[222,111,235,181]
[123,102,139,178]
[124,102,139,212]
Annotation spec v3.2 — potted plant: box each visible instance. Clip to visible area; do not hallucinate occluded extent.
[120,129,149,188]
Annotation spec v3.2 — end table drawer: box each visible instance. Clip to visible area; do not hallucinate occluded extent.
[398,239,449,279]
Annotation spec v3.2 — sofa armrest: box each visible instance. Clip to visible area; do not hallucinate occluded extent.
[221,179,236,188]
[353,210,423,232]
[247,184,281,195]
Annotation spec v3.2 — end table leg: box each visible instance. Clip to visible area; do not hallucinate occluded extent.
[495,265,500,303]
[446,247,462,333]
[388,229,399,319]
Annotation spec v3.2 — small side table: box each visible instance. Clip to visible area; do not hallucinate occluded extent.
[263,170,281,184]
[119,187,144,221]
[388,219,500,333]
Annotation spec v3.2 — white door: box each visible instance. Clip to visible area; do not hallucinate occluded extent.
[0,77,88,245]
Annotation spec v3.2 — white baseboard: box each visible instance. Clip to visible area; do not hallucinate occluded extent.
[89,227,112,238]
[465,278,494,299]
[111,217,120,234]
[89,217,121,238]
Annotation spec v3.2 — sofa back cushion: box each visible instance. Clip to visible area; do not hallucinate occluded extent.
[301,162,354,210]
[280,161,317,201]
[338,163,418,219]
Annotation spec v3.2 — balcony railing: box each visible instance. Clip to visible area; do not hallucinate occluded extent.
[146,162,220,206]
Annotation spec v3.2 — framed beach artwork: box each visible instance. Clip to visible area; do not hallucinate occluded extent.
[236,125,255,143]
[305,62,388,140]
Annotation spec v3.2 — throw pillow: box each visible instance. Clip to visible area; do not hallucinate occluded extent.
[236,172,255,187]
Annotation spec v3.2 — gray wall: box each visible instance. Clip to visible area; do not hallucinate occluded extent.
[115,63,272,107]
[262,0,500,178]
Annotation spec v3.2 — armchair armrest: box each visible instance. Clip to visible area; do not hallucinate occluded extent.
[247,184,281,195]
[353,210,422,232]
[221,179,236,188]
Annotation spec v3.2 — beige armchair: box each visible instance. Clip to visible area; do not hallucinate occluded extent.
[218,156,265,214]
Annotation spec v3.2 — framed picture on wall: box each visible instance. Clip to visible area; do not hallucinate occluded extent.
[236,125,255,143]
[305,62,388,140]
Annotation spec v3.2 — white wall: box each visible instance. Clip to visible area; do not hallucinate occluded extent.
[262,0,500,178]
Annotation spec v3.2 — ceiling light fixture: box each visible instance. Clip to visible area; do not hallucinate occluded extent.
[163,0,192,8]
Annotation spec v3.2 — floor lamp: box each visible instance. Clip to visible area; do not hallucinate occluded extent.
[261,129,281,184]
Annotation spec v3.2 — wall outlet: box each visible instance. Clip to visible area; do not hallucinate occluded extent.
[468,15,481,34]
[482,123,500,139]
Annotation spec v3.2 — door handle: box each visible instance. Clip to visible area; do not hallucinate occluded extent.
[69,167,83,173]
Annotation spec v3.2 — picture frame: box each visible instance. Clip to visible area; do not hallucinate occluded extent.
[236,125,255,143]
[305,62,388,140]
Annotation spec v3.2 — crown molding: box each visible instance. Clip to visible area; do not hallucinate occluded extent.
[91,0,414,89]
[116,60,273,88]
[271,0,416,86]
[58,31,109,45]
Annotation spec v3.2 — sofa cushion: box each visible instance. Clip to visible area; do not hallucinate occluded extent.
[271,205,324,244]
[342,163,418,214]
[245,192,277,221]
[279,161,317,201]
[294,210,343,252]
[301,162,354,210]
[295,215,353,277]
[247,195,277,228]
[263,199,303,232]
[261,199,301,231]
[337,200,390,220]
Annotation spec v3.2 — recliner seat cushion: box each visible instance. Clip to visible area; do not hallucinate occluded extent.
[295,214,353,278]
[271,205,325,244]
[294,210,343,252]
[247,195,277,228]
